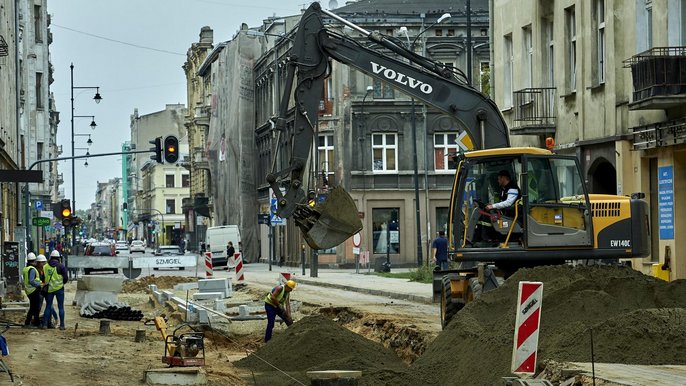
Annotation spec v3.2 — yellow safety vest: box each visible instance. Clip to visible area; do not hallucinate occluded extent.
[22,266,40,295]
[264,286,288,307]
[44,264,64,293]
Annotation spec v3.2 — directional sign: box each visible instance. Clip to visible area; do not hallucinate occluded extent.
[32,217,50,227]
[270,197,284,225]
[257,213,270,225]
[35,200,43,210]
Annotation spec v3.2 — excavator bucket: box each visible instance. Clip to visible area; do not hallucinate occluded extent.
[294,186,363,250]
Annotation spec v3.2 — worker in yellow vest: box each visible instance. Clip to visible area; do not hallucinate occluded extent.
[22,253,42,327]
[42,250,68,330]
[263,279,296,342]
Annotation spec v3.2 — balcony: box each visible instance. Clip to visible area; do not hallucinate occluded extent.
[624,47,686,110]
[509,88,557,136]
[631,116,686,150]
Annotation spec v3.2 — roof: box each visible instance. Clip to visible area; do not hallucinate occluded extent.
[464,147,553,158]
[333,0,489,16]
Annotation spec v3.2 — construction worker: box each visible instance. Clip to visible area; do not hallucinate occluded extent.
[42,250,68,330]
[22,253,42,327]
[486,170,521,217]
[263,279,296,342]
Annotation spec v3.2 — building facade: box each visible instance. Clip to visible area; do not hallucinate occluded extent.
[250,0,490,267]
[492,0,686,280]
[182,27,215,252]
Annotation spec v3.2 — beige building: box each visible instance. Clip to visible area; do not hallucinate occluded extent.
[492,0,686,279]
[139,155,189,247]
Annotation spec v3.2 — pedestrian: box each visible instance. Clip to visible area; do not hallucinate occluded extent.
[200,242,206,253]
[36,254,58,327]
[432,230,449,271]
[22,253,42,328]
[48,238,56,253]
[42,250,68,330]
[263,279,296,342]
[55,240,62,254]
[226,241,235,260]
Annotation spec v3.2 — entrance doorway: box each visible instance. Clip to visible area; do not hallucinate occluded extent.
[589,157,617,194]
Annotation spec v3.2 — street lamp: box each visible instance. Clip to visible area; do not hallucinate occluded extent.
[71,63,101,249]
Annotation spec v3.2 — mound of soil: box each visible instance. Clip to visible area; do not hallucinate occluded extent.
[121,275,197,293]
[411,265,686,386]
[235,315,420,385]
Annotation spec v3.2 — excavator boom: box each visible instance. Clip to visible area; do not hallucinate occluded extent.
[269,2,508,249]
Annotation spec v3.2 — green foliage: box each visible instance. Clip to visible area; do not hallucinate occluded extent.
[372,264,435,284]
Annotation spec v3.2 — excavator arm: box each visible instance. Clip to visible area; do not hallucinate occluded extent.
[268,2,509,249]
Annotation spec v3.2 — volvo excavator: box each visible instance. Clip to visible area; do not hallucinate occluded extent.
[268,3,651,328]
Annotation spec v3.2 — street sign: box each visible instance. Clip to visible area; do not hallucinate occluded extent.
[32,217,50,227]
[270,197,284,226]
[40,210,53,219]
[257,213,270,224]
[352,233,361,247]
[35,200,43,210]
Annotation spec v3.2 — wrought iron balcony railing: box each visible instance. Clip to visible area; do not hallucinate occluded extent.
[624,47,686,109]
[510,87,556,135]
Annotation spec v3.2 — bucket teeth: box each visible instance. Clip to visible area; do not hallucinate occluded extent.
[294,186,363,249]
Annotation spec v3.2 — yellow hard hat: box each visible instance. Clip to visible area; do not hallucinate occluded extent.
[286,280,297,289]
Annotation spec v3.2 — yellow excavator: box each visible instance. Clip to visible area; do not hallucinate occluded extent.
[270,3,650,328]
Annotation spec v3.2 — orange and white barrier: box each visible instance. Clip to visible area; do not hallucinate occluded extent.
[233,252,244,283]
[511,281,543,375]
[205,252,213,277]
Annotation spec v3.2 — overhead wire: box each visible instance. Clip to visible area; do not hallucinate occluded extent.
[51,24,186,56]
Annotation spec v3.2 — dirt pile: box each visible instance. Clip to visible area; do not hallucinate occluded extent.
[411,265,686,386]
[121,275,198,293]
[235,315,420,385]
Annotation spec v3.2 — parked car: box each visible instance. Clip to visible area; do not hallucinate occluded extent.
[115,240,129,251]
[83,242,118,275]
[153,245,185,271]
[129,240,145,254]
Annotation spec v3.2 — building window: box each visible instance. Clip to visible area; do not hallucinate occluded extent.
[181,174,190,188]
[479,62,490,95]
[503,34,513,108]
[434,133,458,171]
[594,0,606,84]
[36,72,43,109]
[565,6,577,92]
[34,5,42,43]
[37,142,43,161]
[318,134,335,179]
[372,133,397,172]
[166,199,175,214]
[165,174,175,188]
[523,25,533,90]
[545,20,554,87]
[372,208,400,254]
[435,29,443,37]
[373,79,395,99]
[435,207,449,235]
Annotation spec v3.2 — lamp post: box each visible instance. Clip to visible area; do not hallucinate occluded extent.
[71,63,101,250]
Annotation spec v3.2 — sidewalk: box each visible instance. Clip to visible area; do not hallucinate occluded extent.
[242,263,434,304]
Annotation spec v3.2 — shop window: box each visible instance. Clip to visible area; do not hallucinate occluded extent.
[372,208,400,254]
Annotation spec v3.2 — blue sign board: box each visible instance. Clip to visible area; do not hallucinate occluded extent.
[35,200,43,210]
[658,166,674,240]
[270,197,284,226]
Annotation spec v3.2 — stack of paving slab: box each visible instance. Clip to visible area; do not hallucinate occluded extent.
[73,276,123,306]
[192,278,232,301]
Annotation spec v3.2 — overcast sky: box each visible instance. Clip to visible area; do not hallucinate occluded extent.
[48,0,303,210]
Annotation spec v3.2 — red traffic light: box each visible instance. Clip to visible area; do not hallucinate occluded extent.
[149,137,162,163]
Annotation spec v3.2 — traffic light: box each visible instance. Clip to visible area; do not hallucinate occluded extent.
[122,202,128,211]
[149,137,162,163]
[163,136,179,163]
[59,199,73,227]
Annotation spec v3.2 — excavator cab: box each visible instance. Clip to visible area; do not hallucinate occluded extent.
[450,148,594,262]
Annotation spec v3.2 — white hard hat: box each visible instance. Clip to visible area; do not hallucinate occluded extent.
[50,250,61,258]
[36,254,47,262]
[27,252,36,261]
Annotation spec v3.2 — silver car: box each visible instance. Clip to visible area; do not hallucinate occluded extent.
[129,240,146,253]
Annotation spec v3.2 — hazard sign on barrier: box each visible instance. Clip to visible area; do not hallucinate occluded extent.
[511,281,543,375]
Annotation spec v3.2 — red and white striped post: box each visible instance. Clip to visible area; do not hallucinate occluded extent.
[234,252,245,283]
[279,272,292,285]
[205,252,213,277]
[511,281,544,375]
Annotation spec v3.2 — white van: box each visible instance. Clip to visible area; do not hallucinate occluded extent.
[205,225,241,267]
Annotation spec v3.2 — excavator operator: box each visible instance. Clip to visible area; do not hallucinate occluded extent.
[485,170,521,218]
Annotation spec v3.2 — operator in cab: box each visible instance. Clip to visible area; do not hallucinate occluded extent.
[486,170,521,217]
